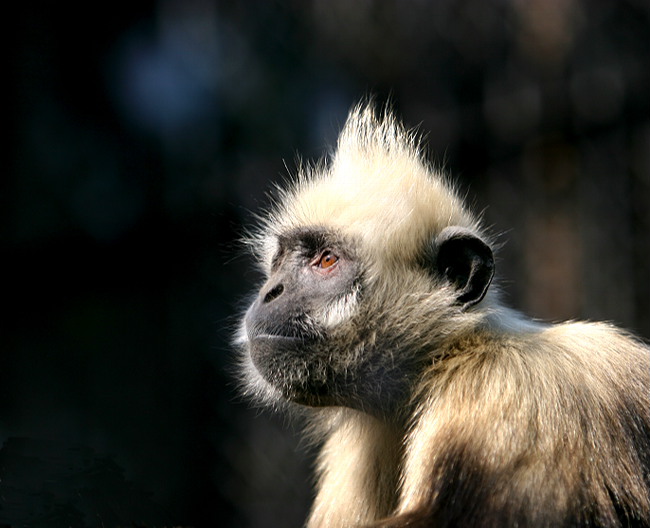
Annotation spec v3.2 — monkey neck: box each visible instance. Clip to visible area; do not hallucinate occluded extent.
[307,409,403,528]
[305,308,544,528]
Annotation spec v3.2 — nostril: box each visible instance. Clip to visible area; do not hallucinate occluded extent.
[263,284,284,304]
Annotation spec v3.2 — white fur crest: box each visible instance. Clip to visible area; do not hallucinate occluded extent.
[261,105,479,271]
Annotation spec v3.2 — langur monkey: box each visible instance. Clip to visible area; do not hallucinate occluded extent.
[236,104,650,527]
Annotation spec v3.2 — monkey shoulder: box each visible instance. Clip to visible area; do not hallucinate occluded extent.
[399,320,650,528]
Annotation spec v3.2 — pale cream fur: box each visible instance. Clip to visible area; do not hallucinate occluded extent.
[307,410,402,527]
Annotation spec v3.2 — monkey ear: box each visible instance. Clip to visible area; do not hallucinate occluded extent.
[435,227,495,309]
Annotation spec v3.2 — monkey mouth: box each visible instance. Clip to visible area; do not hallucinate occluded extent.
[249,334,315,360]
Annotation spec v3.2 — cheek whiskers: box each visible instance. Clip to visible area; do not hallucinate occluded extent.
[318,287,361,329]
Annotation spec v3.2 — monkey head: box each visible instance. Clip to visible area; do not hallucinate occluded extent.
[237,106,495,417]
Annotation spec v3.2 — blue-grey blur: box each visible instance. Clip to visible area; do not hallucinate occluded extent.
[3,1,650,527]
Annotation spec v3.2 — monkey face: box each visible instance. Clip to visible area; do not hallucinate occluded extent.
[241,224,495,414]
[243,227,363,407]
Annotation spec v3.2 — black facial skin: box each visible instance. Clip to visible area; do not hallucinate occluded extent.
[245,228,361,406]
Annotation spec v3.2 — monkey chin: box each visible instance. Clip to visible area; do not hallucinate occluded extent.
[248,335,338,408]
[248,335,413,415]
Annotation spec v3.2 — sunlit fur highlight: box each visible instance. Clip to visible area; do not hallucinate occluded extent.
[251,106,478,277]
[239,104,650,527]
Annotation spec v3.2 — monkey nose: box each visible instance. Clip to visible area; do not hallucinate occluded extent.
[262,283,284,304]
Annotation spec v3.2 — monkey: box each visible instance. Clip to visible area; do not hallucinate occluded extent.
[235,103,650,527]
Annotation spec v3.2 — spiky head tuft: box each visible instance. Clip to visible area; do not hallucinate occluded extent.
[258,104,480,272]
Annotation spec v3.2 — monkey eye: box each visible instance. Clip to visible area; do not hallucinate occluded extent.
[313,250,339,270]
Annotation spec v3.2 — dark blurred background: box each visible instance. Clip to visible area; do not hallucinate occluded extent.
[4,1,650,527]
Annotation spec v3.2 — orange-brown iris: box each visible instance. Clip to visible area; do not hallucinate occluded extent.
[317,251,338,269]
